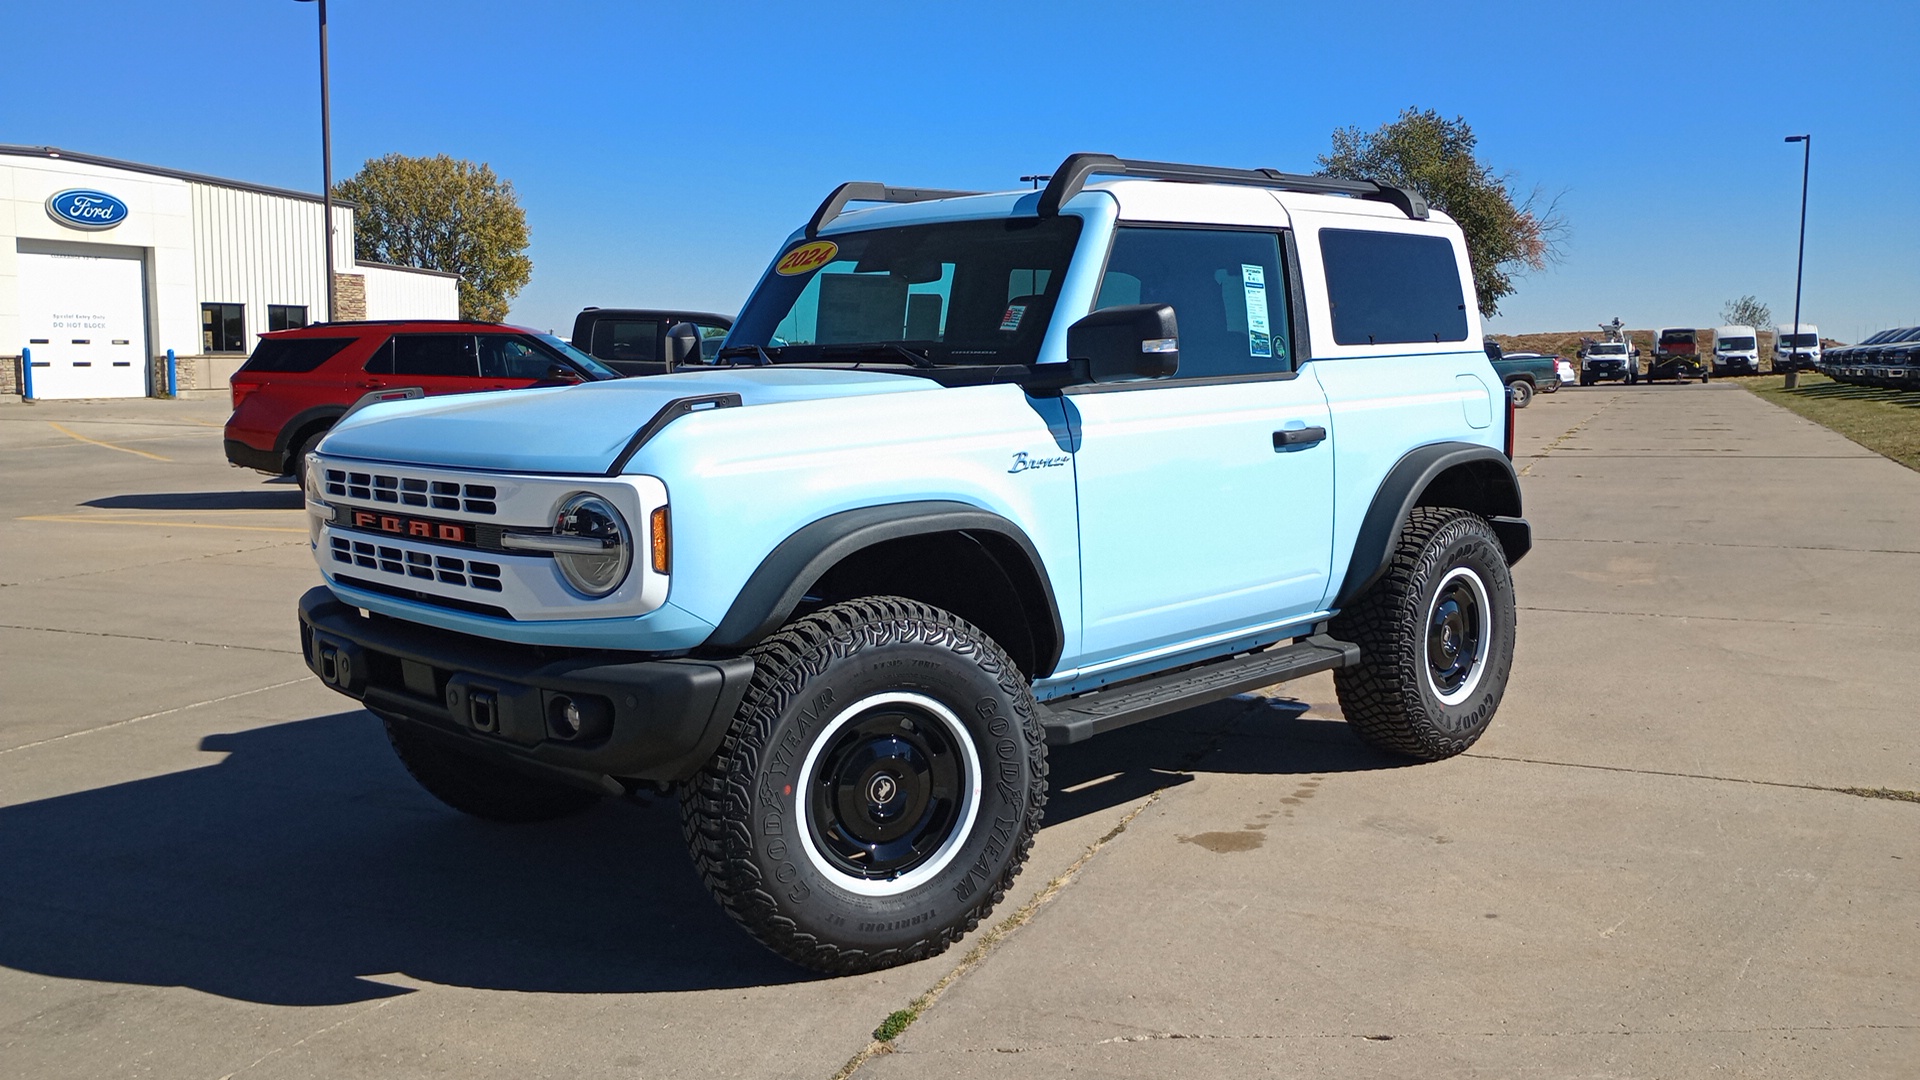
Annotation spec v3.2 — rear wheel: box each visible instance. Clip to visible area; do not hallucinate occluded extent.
[1507,380,1533,409]
[290,428,328,484]
[1330,507,1516,761]
[680,597,1047,975]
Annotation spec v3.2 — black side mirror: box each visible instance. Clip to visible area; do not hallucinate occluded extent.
[665,322,701,371]
[545,363,581,382]
[1066,304,1179,383]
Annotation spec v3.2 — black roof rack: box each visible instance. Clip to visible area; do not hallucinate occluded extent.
[1036,153,1430,220]
[805,182,983,237]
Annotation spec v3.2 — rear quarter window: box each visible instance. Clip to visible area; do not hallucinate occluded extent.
[1319,228,1469,346]
[238,337,357,374]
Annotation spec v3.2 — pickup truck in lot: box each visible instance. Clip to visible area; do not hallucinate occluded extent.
[1484,341,1557,407]
[296,154,1530,974]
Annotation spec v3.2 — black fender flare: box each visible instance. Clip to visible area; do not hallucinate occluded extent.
[1333,442,1530,610]
[705,500,1066,676]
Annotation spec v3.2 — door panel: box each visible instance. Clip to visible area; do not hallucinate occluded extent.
[1069,371,1334,668]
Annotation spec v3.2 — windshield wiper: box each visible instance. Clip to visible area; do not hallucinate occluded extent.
[712,344,776,367]
[816,343,936,369]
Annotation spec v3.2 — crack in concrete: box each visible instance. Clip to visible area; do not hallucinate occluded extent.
[1518,397,1618,477]
[1464,751,1920,807]
[0,677,312,757]
[831,792,1167,1079]
[1517,603,1891,630]
[918,1022,1920,1054]
[0,622,301,655]
[1536,536,1920,556]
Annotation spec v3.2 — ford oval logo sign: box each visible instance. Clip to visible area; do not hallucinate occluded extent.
[46,189,129,231]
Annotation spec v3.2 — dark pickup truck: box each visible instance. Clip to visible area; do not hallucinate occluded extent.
[1483,341,1559,407]
[570,307,733,377]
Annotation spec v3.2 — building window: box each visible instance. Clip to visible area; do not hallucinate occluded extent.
[268,305,308,332]
[202,303,246,353]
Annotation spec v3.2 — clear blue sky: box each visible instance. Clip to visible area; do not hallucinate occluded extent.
[4,0,1916,342]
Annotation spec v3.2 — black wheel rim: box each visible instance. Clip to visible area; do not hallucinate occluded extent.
[1425,567,1490,704]
[805,695,970,885]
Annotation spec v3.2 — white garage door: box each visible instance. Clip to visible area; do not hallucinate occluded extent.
[19,250,149,400]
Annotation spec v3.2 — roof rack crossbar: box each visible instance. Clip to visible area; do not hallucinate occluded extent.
[805,182,984,238]
[1036,153,1430,221]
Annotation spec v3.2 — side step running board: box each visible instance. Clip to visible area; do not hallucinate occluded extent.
[1039,634,1361,746]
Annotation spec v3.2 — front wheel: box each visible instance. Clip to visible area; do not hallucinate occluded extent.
[1330,507,1517,761]
[680,597,1047,975]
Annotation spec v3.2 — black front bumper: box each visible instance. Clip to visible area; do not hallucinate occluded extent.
[298,587,754,785]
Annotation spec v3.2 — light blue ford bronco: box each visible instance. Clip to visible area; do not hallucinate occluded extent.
[298,154,1530,974]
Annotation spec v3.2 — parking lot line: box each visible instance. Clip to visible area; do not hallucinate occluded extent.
[18,514,305,534]
[44,421,173,462]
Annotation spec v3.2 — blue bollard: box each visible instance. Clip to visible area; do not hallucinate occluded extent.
[166,348,177,398]
[20,346,32,402]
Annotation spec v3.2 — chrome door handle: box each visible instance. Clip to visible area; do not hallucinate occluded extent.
[1273,426,1327,449]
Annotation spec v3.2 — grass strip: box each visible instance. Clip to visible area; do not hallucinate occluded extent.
[1742,373,1920,472]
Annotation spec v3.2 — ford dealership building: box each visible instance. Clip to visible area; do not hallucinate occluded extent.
[2,144,458,400]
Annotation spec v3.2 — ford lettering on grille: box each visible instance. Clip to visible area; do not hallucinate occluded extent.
[341,508,469,544]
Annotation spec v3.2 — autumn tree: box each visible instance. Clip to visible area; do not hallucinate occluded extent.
[335,154,532,322]
[1319,109,1564,317]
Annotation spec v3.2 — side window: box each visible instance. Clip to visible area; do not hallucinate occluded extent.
[1319,228,1469,346]
[591,319,660,362]
[389,334,479,377]
[1095,228,1290,379]
[696,322,730,360]
[478,335,557,379]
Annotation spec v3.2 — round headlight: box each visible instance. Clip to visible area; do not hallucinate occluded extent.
[552,493,632,597]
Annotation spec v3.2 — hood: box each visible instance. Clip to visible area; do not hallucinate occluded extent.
[319,367,933,475]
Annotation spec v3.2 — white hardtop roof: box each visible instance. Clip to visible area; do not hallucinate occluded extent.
[1776,323,1818,333]
[814,179,1452,237]
[1715,325,1758,336]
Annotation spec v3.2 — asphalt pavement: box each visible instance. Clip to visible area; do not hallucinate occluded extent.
[0,382,1914,1079]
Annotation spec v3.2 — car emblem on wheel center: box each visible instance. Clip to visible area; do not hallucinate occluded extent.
[868,774,897,804]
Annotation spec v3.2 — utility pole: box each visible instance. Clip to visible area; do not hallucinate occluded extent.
[1784,134,1811,389]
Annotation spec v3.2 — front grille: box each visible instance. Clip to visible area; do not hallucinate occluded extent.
[324,468,497,515]
[330,536,504,592]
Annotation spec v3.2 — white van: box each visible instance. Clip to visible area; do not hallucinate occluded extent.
[1775,323,1820,371]
[1712,325,1760,375]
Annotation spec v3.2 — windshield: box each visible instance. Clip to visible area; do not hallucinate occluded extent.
[535,334,621,379]
[1590,344,1625,355]
[730,217,1083,367]
[1782,333,1818,347]
[1660,330,1695,344]
[1719,336,1757,351]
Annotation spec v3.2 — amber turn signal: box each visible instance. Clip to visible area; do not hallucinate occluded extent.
[650,506,670,574]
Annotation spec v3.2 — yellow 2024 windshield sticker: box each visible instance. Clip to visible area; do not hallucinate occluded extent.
[775,240,838,276]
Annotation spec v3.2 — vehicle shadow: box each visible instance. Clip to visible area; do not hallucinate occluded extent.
[84,490,305,511]
[0,711,807,1006]
[0,697,1406,1006]
[1043,694,1414,826]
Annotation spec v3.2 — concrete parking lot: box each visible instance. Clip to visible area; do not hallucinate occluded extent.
[1,384,1915,1079]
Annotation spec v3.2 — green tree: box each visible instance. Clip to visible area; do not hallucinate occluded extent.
[1721,295,1772,330]
[1318,108,1564,317]
[334,154,532,322]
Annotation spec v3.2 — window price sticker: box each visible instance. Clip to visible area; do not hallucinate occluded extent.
[1242,264,1272,358]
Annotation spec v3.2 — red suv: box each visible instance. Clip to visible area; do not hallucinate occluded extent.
[224,320,618,480]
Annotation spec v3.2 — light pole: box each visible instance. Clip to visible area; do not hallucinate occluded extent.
[296,0,335,322]
[1784,134,1810,389]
